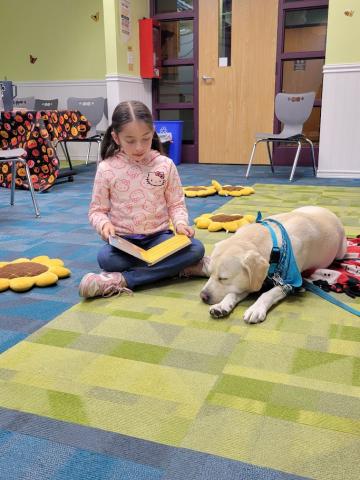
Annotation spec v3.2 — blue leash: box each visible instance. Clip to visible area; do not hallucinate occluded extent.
[303,279,360,317]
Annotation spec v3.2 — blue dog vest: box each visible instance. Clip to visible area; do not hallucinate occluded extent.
[256,212,302,291]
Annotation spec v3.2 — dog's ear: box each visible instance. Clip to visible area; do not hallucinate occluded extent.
[242,251,269,291]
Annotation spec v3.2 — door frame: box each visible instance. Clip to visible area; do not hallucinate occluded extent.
[274,0,329,166]
[150,0,199,163]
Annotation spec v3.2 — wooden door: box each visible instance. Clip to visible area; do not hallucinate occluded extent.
[198,0,278,164]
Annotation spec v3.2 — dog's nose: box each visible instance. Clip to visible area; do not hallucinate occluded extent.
[200,290,210,304]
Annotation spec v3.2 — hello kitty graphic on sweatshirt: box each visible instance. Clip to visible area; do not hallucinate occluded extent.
[89,150,188,236]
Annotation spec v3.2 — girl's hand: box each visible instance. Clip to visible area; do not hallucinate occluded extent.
[176,224,194,238]
[102,222,116,241]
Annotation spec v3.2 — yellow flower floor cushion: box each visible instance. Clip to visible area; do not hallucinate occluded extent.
[0,256,71,292]
[183,185,217,197]
[194,213,256,232]
[212,180,255,196]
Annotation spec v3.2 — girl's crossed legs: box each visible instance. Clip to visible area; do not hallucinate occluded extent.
[79,230,208,298]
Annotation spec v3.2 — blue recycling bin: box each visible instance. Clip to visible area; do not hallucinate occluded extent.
[154,120,183,165]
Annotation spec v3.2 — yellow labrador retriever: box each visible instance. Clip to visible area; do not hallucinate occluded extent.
[200,206,346,323]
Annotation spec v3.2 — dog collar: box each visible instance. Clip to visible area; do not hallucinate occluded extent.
[256,212,302,291]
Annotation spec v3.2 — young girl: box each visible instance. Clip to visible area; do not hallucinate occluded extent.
[79,100,209,298]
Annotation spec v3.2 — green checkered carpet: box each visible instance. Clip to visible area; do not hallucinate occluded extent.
[0,184,359,479]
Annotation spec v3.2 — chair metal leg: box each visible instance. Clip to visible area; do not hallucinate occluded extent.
[289,141,302,182]
[62,142,74,170]
[10,160,16,205]
[304,137,317,176]
[266,141,274,173]
[23,160,40,217]
[86,143,92,165]
[97,140,101,164]
[246,141,259,178]
[59,142,72,169]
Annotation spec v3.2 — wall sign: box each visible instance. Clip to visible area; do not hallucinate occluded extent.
[120,0,131,43]
[294,59,306,71]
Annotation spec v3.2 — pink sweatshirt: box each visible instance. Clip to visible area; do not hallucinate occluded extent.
[89,150,189,236]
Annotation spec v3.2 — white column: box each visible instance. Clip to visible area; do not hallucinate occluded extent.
[318,63,360,178]
[105,74,152,120]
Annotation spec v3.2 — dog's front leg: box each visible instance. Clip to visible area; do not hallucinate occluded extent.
[243,286,288,324]
[210,292,249,319]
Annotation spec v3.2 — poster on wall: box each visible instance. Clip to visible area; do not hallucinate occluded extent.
[120,0,131,43]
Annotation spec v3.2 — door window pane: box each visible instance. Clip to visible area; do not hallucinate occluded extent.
[160,20,194,60]
[158,66,193,104]
[284,8,328,52]
[155,0,193,14]
[158,109,194,143]
[282,58,324,100]
[219,0,232,66]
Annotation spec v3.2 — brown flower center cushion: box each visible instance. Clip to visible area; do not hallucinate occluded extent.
[0,256,71,292]
[212,180,255,196]
[195,213,255,232]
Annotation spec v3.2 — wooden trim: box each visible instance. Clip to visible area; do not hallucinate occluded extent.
[154,103,194,110]
[151,0,198,163]
[162,59,195,66]
[281,51,325,60]
[274,0,328,162]
[282,0,328,10]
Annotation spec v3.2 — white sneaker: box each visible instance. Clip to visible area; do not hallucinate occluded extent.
[79,271,132,298]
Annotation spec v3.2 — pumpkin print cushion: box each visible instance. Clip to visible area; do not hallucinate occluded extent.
[195,213,256,232]
[212,180,255,197]
[0,256,71,292]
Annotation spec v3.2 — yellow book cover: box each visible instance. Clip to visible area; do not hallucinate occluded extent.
[108,234,191,266]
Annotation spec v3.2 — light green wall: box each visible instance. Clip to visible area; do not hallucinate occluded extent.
[117,0,149,75]
[0,0,149,82]
[103,0,119,74]
[0,0,106,81]
[326,0,360,64]
[103,0,149,76]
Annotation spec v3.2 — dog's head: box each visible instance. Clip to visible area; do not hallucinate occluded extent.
[200,239,269,305]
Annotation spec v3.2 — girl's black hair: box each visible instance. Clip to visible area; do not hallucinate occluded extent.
[100,100,163,160]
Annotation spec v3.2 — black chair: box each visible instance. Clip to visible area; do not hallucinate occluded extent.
[63,97,106,165]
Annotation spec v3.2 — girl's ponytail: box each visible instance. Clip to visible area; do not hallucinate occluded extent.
[100,125,120,160]
[151,130,164,155]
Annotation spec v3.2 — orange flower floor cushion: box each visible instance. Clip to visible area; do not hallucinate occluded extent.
[212,180,255,196]
[194,213,256,232]
[0,256,71,292]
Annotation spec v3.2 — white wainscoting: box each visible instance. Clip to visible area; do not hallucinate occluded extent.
[317,63,360,178]
[16,75,152,163]
[105,74,152,120]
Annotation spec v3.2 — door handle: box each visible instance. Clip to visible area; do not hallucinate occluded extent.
[202,75,214,82]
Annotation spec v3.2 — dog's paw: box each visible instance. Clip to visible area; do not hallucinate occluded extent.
[243,304,267,324]
[209,303,229,319]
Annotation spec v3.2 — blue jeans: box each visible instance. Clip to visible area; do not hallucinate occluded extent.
[97,231,205,290]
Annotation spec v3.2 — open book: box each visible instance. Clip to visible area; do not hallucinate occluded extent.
[109,233,191,266]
